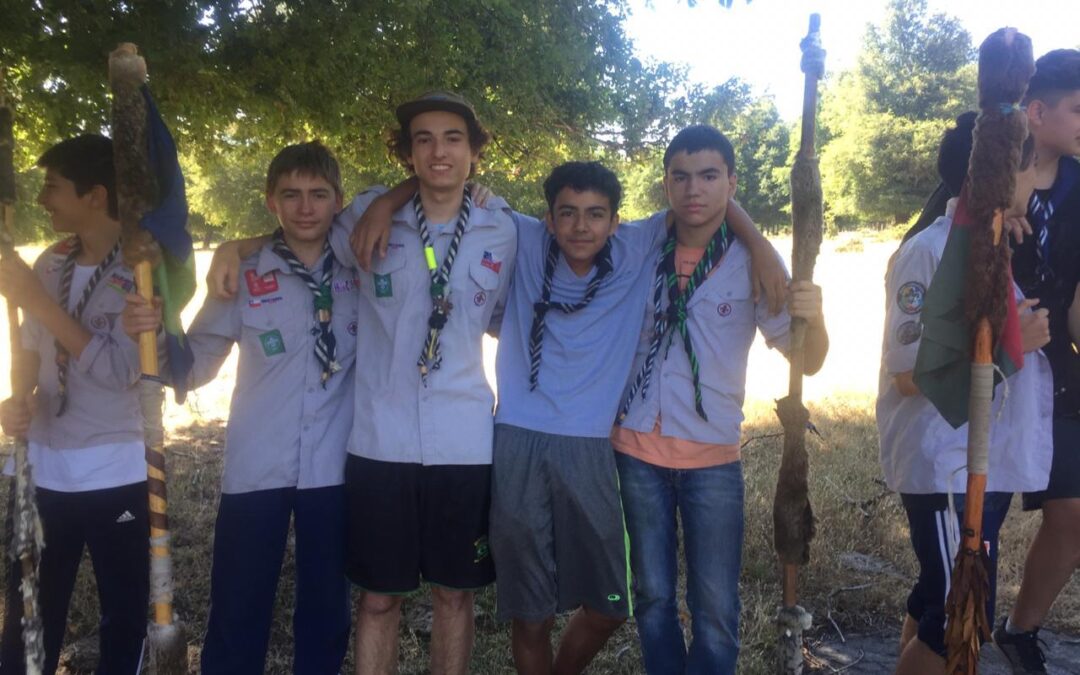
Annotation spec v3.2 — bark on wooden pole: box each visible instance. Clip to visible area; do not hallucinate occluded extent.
[108,43,188,675]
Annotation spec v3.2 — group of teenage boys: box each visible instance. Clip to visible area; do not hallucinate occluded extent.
[0,47,1074,675]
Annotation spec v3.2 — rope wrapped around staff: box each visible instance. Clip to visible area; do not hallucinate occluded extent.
[1,77,46,675]
[108,43,187,675]
[942,28,1034,675]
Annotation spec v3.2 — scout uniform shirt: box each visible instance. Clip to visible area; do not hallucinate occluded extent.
[494,211,665,437]
[617,239,792,446]
[185,243,358,494]
[2,237,145,492]
[331,189,516,466]
[877,207,1053,495]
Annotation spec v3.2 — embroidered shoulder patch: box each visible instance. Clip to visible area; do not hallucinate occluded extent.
[896,281,926,315]
[896,320,922,345]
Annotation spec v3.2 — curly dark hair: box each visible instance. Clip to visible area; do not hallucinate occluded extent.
[387,115,490,178]
[542,161,622,214]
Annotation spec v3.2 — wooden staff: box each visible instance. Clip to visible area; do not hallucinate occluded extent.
[773,14,824,675]
[0,77,46,675]
[108,43,187,675]
[942,27,1033,674]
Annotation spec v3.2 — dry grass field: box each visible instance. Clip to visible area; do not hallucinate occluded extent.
[0,232,1075,673]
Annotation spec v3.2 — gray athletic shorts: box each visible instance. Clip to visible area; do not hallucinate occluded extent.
[490,424,632,622]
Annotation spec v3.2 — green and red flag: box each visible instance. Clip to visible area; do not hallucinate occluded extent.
[913,187,1024,428]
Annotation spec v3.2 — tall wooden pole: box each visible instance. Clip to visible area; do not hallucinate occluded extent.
[774,14,824,675]
[108,43,187,674]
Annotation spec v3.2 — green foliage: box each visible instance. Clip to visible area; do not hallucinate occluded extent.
[616,80,791,230]
[818,0,976,227]
[859,0,975,120]
[2,0,691,237]
[729,97,791,229]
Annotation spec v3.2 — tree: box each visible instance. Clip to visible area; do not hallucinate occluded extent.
[1,0,693,236]
[858,0,975,121]
[818,0,976,227]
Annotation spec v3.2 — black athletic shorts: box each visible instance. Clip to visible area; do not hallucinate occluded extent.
[344,454,495,594]
[1023,416,1080,510]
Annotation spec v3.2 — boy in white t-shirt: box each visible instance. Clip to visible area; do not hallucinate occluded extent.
[0,135,148,675]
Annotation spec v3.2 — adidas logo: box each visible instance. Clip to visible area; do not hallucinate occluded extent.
[115,510,135,524]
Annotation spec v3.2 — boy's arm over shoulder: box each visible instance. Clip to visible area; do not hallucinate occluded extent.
[727,201,787,315]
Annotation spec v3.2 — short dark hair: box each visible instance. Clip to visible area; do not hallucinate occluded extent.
[36,134,118,218]
[266,140,342,196]
[938,110,1035,197]
[1024,49,1080,106]
[542,161,622,214]
[663,125,736,175]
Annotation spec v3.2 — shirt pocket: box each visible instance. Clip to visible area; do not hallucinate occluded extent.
[240,301,306,366]
[693,270,757,347]
[368,248,409,306]
[459,260,501,319]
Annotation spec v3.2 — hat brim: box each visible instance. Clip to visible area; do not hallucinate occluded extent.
[395,99,477,130]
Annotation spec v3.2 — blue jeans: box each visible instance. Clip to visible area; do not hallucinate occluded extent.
[616,453,745,675]
[202,485,350,675]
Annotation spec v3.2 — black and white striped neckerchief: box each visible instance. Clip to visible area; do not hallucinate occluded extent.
[527,236,613,390]
[270,229,340,386]
[1028,189,1054,283]
[55,240,121,416]
[617,222,732,423]
[415,192,472,384]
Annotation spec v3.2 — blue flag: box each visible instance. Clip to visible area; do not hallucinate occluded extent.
[140,85,195,403]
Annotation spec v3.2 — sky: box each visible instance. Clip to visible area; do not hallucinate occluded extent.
[624,0,1080,120]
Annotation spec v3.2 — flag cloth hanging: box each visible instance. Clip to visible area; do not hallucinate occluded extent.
[137,85,194,401]
[913,187,1025,429]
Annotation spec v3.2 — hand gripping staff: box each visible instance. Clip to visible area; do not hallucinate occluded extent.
[108,43,189,675]
[0,71,46,675]
[773,14,824,675]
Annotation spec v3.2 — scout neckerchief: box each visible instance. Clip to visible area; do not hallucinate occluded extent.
[618,221,733,422]
[1027,158,1079,283]
[527,235,613,390]
[415,191,472,384]
[55,239,121,416]
[270,229,340,386]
